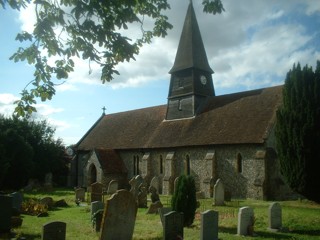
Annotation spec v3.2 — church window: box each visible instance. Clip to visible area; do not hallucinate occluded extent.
[133,155,140,175]
[178,100,182,111]
[160,155,164,174]
[237,153,242,173]
[185,155,190,175]
[178,77,184,88]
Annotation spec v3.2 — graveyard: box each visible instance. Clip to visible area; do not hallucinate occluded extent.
[1,188,319,240]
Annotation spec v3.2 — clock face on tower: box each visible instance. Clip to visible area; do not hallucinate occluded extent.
[200,75,207,85]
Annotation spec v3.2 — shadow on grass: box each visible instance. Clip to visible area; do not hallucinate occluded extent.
[19,233,42,240]
[291,229,320,236]
[219,226,237,235]
[254,231,293,239]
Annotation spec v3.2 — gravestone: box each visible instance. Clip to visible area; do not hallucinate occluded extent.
[158,207,172,226]
[129,175,144,199]
[0,195,12,233]
[237,206,254,236]
[268,202,282,231]
[91,201,104,220]
[42,221,66,240]
[163,211,184,240]
[150,176,160,194]
[44,172,53,189]
[100,190,137,240]
[92,209,104,232]
[10,192,23,211]
[75,188,85,202]
[173,177,180,194]
[213,178,225,206]
[200,210,218,240]
[149,186,160,203]
[91,182,103,202]
[40,197,54,209]
[137,183,148,208]
[147,201,163,214]
[107,180,118,195]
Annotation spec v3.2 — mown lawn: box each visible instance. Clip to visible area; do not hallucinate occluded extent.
[5,188,320,240]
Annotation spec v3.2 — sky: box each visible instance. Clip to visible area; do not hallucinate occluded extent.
[0,0,320,146]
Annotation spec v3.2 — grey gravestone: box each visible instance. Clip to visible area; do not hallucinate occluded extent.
[91,182,103,202]
[137,183,148,208]
[163,211,184,240]
[158,207,172,226]
[44,173,53,187]
[0,195,12,233]
[92,209,104,232]
[237,206,254,236]
[75,188,85,202]
[100,190,137,240]
[147,201,163,214]
[129,175,144,199]
[107,180,118,195]
[268,202,282,231]
[10,192,23,211]
[42,221,66,240]
[150,176,160,194]
[40,197,54,209]
[91,201,104,219]
[173,177,180,194]
[200,210,218,240]
[213,178,225,206]
[149,186,160,203]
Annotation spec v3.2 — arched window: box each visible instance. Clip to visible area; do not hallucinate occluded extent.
[185,155,190,175]
[90,164,97,184]
[136,156,140,175]
[160,155,163,174]
[237,153,242,173]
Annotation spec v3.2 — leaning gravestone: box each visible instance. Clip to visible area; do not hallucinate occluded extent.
[237,206,254,236]
[91,182,103,203]
[268,202,282,231]
[107,180,118,195]
[42,221,66,240]
[163,211,184,240]
[213,178,225,206]
[10,192,23,211]
[100,190,137,240]
[147,201,163,214]
[200,210,219,240]
[0,195,12,233]
[129,175,144,200]
[158,207,172,226]
[137,183,148,208]
[75,188,86,202]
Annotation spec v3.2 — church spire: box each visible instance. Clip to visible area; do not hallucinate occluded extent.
[165,1,215,120]
[169,1,213,74]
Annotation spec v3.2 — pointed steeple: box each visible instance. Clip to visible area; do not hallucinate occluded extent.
[169,1,213,74]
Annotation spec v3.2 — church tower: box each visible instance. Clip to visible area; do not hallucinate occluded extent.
[166,1,215,120]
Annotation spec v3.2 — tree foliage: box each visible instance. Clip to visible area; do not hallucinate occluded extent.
[171,175,197,227]
[0,0,224,117]
[275,61,320,203]
[0,115,67,190]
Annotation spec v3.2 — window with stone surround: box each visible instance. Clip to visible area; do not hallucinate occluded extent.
[133,155,140,175]
[185,155,190,175]
[237,153,242,173]
[160,155,163,174]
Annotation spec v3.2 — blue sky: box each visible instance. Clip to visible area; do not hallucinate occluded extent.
[1,0,320,146]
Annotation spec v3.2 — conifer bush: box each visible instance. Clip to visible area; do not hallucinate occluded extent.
[171,175,197,227]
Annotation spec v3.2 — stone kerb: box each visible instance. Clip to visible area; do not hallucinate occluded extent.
[42,221,66,240]
[163,211,184,240]
[213,178,225,206]
[100,190,137,240]
[268,202,282,231]
[200,210,219,240]
[237,206,254,236]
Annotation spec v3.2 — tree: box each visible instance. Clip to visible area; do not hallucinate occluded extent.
[0,0,224,117]
[0,115,67,190]
[171,175,197,227]
[275,61,320,203]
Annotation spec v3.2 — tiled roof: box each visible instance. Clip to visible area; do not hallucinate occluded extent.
[94,149,128,174]
[77,85,282,150]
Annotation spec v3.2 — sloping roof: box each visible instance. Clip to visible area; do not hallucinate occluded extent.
[94,149,128,174]
[169,1,213,74]
[77,85,282,150]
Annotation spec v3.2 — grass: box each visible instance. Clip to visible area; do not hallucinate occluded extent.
[5,188,320,240]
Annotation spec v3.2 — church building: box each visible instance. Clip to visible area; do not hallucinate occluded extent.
[73,2,292,200]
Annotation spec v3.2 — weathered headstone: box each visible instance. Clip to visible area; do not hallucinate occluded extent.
[91,201,104,219]
[137,183,148,208]
[173,177,180,194]
[213,178,225,206]
[107,180,118,195]
[10,192,23,211]
[44,172,53,189]
[163,211,184,240]
[92,209,104,232]
[150,176,160,194]
[147,201,163,214]
[237,206,254,236]
[100,190,137,240]
[200,210,219,240]
[40,197,54,209]
[158,207,172,226]
[268,202,282,231]
[91,182,103,203]
[42,221,66,240]
[0,195,12,233]
[149,186,160,203]
[129,175,144,199]
[75,188,86,202]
